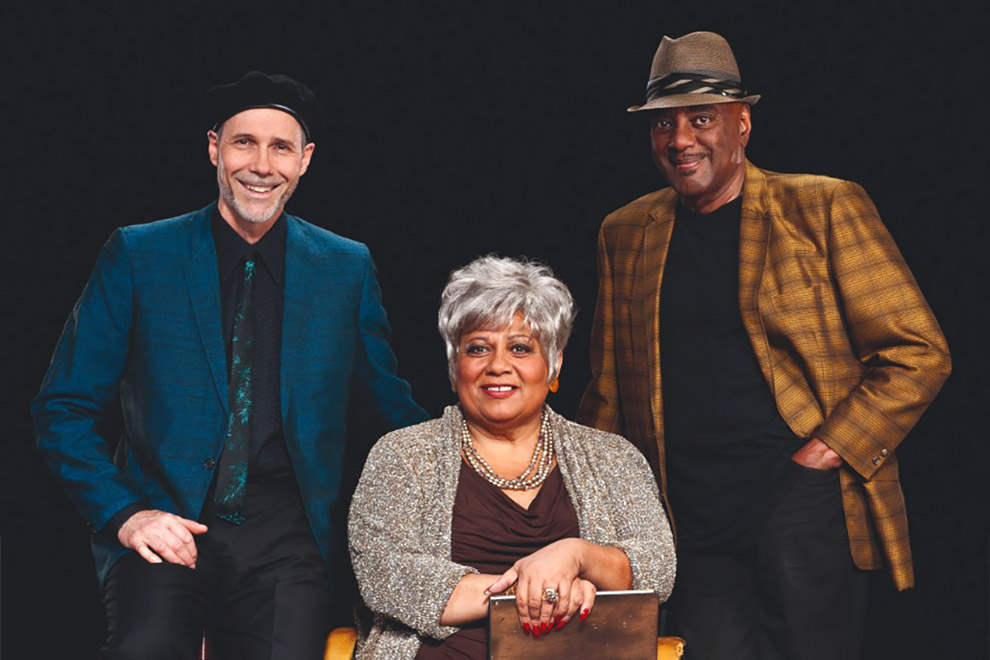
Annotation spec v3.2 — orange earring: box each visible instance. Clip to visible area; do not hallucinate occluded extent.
[549,377,559,393]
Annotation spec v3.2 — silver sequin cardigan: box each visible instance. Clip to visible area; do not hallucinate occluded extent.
[348,405,676,659]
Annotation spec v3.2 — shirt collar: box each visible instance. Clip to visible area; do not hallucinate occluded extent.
[211,208,286,284]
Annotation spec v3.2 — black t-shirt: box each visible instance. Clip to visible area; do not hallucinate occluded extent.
[659,197,803,551]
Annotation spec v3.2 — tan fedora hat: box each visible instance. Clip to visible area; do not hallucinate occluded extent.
[628,31,760,112]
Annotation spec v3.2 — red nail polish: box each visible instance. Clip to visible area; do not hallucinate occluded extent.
[555,614,564,623]
[523,622,530,633]
[533,627,540,639]
[556,618,566,630]
[542,621,550,633]
[580,608,589,621]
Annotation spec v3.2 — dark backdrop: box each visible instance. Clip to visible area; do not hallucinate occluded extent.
[2,1,986,658]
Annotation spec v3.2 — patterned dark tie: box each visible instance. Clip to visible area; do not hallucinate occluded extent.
[214,255,256,524]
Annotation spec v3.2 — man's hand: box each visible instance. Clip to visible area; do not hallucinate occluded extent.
[791,437,842,470]
[117,510,208,568]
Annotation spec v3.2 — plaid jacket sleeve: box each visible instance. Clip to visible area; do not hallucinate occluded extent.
[813,181,951,479]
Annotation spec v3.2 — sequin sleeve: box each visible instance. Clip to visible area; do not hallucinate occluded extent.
[348,423,477,641]
[594,428,676,601]
[554,419,676,603]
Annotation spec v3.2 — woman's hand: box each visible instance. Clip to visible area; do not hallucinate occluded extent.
[486,538,589,636]
[556,577,596,631]
[439,572,503,627]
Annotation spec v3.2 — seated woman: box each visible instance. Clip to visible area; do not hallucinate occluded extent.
[348,256,675,659]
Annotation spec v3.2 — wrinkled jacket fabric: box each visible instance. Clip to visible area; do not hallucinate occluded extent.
[33,204,427,584]
[578,162,950,590]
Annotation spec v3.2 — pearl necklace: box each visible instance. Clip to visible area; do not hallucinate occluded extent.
[460,409,555,491]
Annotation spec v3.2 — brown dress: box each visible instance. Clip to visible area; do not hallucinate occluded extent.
[414,461,580,659]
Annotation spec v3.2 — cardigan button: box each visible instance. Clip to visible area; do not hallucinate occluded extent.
[204,457,216,470]
[872,456,881,465]
[880,448,889,457]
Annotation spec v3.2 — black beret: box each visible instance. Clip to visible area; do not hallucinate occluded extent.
[202,71,320,142]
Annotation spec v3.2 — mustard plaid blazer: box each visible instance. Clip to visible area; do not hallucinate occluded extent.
[576,161,950,590]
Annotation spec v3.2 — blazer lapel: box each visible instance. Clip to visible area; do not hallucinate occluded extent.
[280,217,315,424]
[184,207,228,412]
[634,190,677,482]
[737,161,775,392]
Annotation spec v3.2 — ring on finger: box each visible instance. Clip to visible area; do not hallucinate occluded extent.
[543,587,558,604]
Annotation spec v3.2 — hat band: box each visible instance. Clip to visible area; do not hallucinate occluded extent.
[645,73,749,102]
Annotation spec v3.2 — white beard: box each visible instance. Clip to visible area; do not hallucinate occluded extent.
[216,152,297,224]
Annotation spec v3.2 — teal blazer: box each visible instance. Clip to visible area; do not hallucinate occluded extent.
[32,204,427,584]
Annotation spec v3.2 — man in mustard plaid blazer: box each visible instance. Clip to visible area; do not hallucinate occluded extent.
[577,33,950,660]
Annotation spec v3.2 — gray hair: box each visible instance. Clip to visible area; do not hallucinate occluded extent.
[438,255,575,385]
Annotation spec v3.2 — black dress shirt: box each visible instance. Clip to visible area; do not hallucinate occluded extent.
[211,210,292,481]
[102,209,294,536]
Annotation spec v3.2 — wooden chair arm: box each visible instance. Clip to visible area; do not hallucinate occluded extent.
[324,627,357,659]
[658,635,686,659]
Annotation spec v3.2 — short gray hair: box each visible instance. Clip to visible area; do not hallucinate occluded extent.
[438,255,575,385]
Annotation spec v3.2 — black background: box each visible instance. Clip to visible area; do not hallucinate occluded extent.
[2,1,987,658]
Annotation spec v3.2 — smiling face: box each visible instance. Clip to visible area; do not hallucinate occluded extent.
[649,102,751,214]
[454,314,554,436]
[208,107,314,238]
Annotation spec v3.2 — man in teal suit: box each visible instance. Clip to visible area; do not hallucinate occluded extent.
[32,72,427,659]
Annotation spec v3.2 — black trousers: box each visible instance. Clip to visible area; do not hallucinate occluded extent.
[666,466,870,660]
[101,478,333,660]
